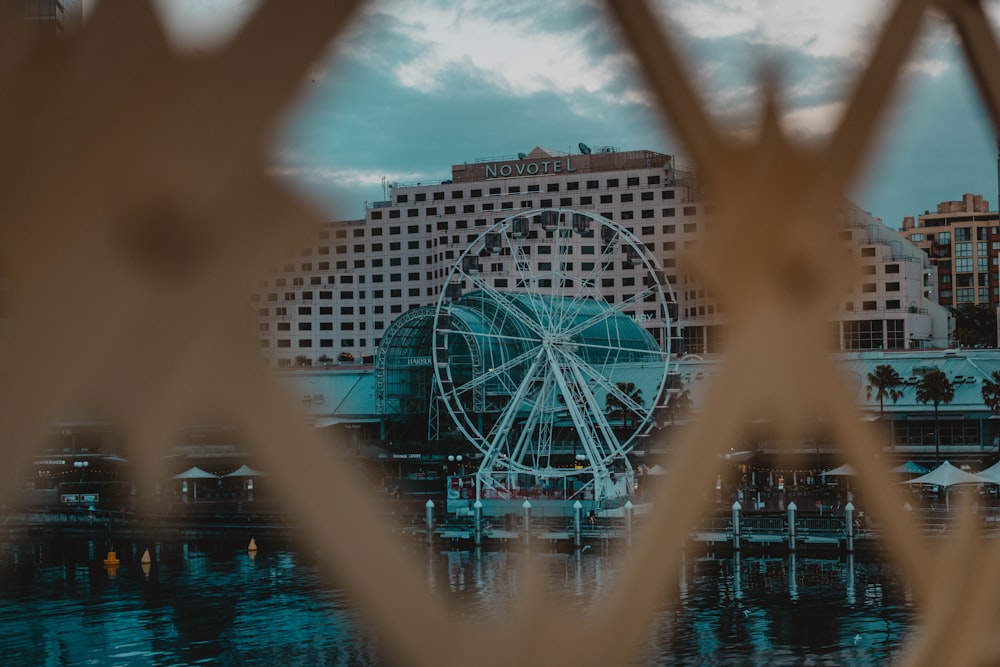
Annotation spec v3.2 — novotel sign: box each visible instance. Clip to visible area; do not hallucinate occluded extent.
[485,158,577,179]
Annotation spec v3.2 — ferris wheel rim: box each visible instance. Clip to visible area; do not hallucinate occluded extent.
[431,208,677,480]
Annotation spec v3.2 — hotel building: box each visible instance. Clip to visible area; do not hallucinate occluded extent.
[253,146,951,367]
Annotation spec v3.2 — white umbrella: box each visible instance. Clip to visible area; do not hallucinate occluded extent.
[903,460,989,510]
[821,463,856,477]
[902,461,987,488]
[171,466,219,500]
[972,460,1000,485]
[224,464,268,478]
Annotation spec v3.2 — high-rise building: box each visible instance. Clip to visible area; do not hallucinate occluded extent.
[21,0,82,39]
[900,193,1000,310]
[253,146,951,367]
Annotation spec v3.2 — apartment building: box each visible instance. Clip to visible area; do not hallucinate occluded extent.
[900,193,1000,309]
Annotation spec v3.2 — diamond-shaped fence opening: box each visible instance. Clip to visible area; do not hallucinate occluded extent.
[3,0,1000,665]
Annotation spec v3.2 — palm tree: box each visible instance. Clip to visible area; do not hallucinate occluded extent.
[915,369,955,465]
[865,364,903,448]
[606,382,643,429]
[982,370,1000,414]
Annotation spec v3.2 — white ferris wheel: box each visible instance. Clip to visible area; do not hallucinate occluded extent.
[431,209,678,504]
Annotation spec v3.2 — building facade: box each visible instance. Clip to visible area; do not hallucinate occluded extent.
[900,193,1000,310]
[253,146,951,367]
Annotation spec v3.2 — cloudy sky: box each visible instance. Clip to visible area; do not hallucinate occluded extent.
[147,0,1000,229]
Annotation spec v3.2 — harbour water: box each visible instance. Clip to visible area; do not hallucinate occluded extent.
[0,534,915,665]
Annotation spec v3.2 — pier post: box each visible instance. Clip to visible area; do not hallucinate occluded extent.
[624,500,633,546]
[425,499,435,544]
[573,500,582,548]
[473,500,483,546]
[844,501,855,553]
[731,501,742,551]
[522,500,532,546]
[787,501,797,553]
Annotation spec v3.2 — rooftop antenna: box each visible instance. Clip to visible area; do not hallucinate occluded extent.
[578,142,592,155]
[381,176,389,202]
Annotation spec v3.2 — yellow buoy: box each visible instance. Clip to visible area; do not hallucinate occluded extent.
[247,537,257,552]
[103,550,120,566]
[140,548,152,564]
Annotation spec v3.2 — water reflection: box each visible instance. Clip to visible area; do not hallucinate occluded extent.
[0,536,913,665]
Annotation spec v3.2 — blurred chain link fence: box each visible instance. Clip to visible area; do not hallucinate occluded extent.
[2,0,1000,665]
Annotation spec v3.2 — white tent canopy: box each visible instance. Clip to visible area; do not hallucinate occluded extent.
[821,463,856,477]
[902,461,988,488]
[224,464,268,478]
[974,460,1000,485]
[171,466,219,480]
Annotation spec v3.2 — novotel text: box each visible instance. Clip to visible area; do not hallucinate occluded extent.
[485,158,577,179]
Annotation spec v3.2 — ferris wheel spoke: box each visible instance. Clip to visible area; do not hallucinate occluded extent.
[459,270,547,338]
[448,345,543,400]
[562,284,660,340]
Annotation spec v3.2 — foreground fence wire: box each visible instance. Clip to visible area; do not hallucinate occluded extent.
[2,0,1000,665]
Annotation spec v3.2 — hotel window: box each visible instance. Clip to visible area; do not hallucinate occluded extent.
[407,208,419,217]
[642,209,654,219]
[955,242,972,257]
[621,211,634,220]
[277,322,290,331]
[885,264,899,273]
[627,177,640,186]
[862,300,877,311]
[389,242,401,251]
[683,223,697,233]
[508,186,521,194]
[663,209,675,218]
[540,199,553,207]
[452,190,464,199]
[956,258,972,272]
[390,289,402,297]
[860,247,876,257]
[277,339,291,348]
[340,291,354,299]
[395,194,408,203]
[957,288,974,302]
[602,278,615,287]
[567,181,579,190]
[607,178,619,187]
[586,180,599,189]
[389,210,400,218]
[662,224,675,234]
[621,193,634,203]
[471,189,482,197]
[547,183,560,192]
[501,202,514,210]
[683,206,697,216]
[433,191,444,201]
[641,191,654,201]
[600,194,613,204]
[489,187,501,195]
[463,204,475,213]
[979,242,988,256]
[298,322,311,331]
[955,227,971,241]
[560,197,572,206]
[426,207,437,215]
[662,190,676,199]
[482,203,494,211]
[862,283,876,293]
[335,245,347,254]
[886,299,901,309]
[641,226,654,235]
[886,282,900,292]
[520,200,533,208]
[580,196,593,205]
[528,184,540,192]
[414,193,426,202]
[648,175,661,186]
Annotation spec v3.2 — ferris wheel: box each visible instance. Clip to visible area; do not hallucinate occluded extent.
[431,208,677,504]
